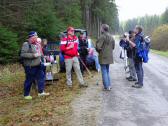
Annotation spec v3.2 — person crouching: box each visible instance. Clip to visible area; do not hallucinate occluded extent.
[21,31,49,100]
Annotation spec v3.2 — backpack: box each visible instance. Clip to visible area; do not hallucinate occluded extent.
[18,43,32,65]
[137,36,151,63]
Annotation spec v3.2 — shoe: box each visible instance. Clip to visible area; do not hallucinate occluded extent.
[107,87,112,91]
[132,84,143,88]
[79,84,88,88]
[132,82,139,87]
[38,92,50,96]
[103,87,111,91]
[67,85,72,88]
[128,78,137,81]
[132,78,137,81]
[67,85,73,90]
[126,76,132,80]
[24,95,32,100]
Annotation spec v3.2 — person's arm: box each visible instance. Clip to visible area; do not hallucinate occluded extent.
[60,43,66,52]
[126,37,136,47]
[112,37,115,50]
[60,39,73,52]
[66,44,74,50]
[21,43,37,59]
[129,40,136,47]
[96,35,105,52]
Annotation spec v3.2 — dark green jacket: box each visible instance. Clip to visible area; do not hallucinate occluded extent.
[96,32,115,64]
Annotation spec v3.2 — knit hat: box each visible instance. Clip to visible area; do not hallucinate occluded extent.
[28,31,37,38]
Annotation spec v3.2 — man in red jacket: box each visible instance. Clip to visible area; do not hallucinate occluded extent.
[60,27,87,88]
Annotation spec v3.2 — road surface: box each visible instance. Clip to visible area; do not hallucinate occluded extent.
[69,39,168,126]
[97,40,168,126]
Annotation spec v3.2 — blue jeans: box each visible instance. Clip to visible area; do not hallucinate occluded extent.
[134,61,144,86]
[94,56,101,71]
[24,65,45,96]
[87,55,101,71]
[100,64,111,89]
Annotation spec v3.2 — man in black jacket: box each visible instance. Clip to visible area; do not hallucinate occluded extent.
[127,31,137,81]
[78,31,88,73]
[119,32,137,82]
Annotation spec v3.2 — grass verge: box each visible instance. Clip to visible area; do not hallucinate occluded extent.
[151,49,168,57]
[0,64,87,126]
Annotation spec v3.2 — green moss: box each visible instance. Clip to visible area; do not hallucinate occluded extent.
[151,49,168,57]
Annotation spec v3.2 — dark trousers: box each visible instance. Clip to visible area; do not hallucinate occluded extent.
[24,65,45,96]
[134,61,144,85]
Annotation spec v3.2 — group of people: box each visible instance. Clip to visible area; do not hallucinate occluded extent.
[120,25,145,88]
[20,24,115,100]
[20,24,145,100]
[60,25,114,90]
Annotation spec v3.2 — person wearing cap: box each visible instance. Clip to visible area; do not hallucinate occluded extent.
[96,24,115,91]
[60,27,87,88]
[21,31,49,100]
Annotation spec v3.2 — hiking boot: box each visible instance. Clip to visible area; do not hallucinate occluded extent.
[38,92,50,96]
[79,84,88,88]
[132,84,143,88]
[24,95,32,100]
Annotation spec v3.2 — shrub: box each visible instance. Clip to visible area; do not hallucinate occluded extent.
[151,24,168,51]
[0,27,19,64]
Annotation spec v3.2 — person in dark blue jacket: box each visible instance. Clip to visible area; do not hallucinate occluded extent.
[127,26,144,88]
[120,32,137,82]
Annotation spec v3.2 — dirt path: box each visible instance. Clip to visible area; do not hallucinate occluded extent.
[67,39,168,126]
[98,41,168,126]
[66,74,103,126]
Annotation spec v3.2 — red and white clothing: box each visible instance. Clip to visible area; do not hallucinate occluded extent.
[60,35,85,86]
[60,35,79,59]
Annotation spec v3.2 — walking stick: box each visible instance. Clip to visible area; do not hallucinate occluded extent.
[96,71,101,85]
[79,57,93,78]
[124,49,128,71]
